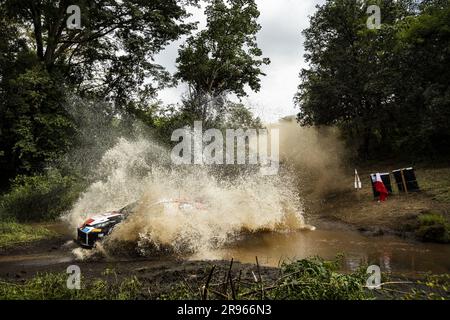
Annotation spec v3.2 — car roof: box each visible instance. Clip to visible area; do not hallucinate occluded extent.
[87,212,122,224]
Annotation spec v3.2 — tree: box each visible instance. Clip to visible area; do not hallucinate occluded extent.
[2,0,197,104]
[175,0,270,123]
[0,42,76,187]
[295,0,450,158]
[0,0,198,186]
[393,1,450,156]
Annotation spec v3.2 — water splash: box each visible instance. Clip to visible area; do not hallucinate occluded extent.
[63,136,309,257]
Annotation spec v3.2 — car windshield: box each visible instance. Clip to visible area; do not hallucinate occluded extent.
[89,221,111,228]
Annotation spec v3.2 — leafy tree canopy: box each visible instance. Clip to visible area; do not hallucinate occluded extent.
[295,0,450,159]
[2,0,198,103]
[0,0,198,186]
[175,0,270,122]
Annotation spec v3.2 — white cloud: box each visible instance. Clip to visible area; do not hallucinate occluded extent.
[154,0,325,122]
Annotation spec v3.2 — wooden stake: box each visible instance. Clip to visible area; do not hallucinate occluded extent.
[222,258,234,296]
[400,169,408,194]
[256,256,264,300]
[202,265,216,300]
[228,270,236,300]
[235,270,242,297]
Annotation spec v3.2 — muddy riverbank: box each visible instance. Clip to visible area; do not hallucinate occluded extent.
[1,221,449,282]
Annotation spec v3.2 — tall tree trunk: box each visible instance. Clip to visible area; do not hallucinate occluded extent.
[30,1,44,60]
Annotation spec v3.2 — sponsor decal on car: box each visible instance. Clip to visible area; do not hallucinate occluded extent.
[82,227,93,233]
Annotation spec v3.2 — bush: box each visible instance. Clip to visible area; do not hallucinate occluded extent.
[415,213,450,243]
[0,169,83,221]
[266,256,372,300]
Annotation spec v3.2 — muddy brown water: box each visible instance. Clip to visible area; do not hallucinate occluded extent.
[190,229,450,275]
[1,225,449,276]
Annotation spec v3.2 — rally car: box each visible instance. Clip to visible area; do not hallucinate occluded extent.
[76,211,124,248]
[76,202,137,248]
[76,199,206,248]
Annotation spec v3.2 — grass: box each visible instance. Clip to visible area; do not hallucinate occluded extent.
[417,167,450,203]
[0,272,142,300]
[415,213,450,243]
[0,220,56,249]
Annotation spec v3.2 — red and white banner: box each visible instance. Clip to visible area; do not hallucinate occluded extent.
[374,173,388,201]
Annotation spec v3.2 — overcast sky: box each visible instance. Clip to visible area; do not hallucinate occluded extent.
[154,0,325,123]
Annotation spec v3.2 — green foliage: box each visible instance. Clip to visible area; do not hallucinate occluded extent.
[0,6,74,184]
[148,103,201,144]
[0,169,83,221]
[146,101,263,145]
[0,0,198,189]
[0,272,141,300]
[176,0,270,122]
[2,0,197,104]
[296,0,450,159]
[415,213,450,243]
[159,283,196,300]
[266,256,371,300]
[223,102,263,130]
[1,259,446,300]
[419,167,450,203]
[0,61,75,185]
[0,220,56,248]
[403,273,450,300]
[161,256,372,300]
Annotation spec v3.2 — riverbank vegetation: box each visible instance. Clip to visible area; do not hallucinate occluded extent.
[415,213,450,243]
[1,256,448,300]
[162,257,449,300]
